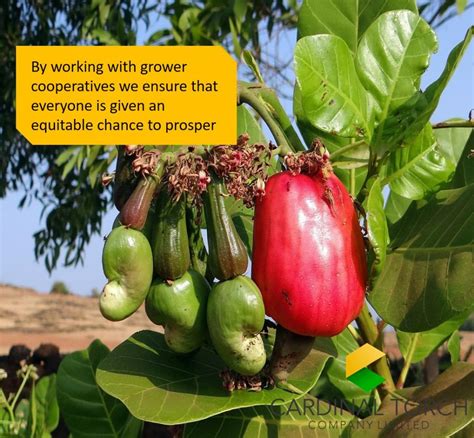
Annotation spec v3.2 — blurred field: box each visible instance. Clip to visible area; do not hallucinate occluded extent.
[0,283,159,354]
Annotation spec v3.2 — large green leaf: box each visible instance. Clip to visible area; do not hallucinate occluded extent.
[295,35,371,139]
[237,105,266,144]
[363,177,389,280]
[184,395,354,437]
[407,26,473,139]
[311,330,374,414]
[57,340,142,438]
[348,362,474,437]
[26,375,59,438]
[96,330,332,425]
[397,310,470,363]
[298,0,418,55]
[385,128,472,223]
[378,27,473,150]
[369,183,474,331]
[357,11,437,135]
[381,124,453,200]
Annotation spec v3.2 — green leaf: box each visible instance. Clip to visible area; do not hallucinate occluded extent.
[397,311,470,363]
[295,35,371,139]
[26,375,59,438]
[55,147,78,166]
[184,395,354,437]
[237,105,266,144]
[57,340,142,438]
[229,18,242,58]
[90,29,120,45]
[177,8,200,32]
[369,184,474,331]
[381,27,473,149]
[15,399,30,434]
[233,0,247,30]
[385,191,412,224]
[348,362,474,437]
[381,124,453,200]
[96,330,332,425]
[298,0,418,54]
[241,50,264,84]
[447,330,461,363]
[61,154,78,180]
[457,0,468,13]
[415,26,472,130]
[311,330,374,414]
[357,11,437,145]
[364,177,389,280]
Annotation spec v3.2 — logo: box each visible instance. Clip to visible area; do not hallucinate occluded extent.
[345,343,385,392]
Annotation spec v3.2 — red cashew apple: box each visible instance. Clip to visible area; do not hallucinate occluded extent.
[252,170,367,337]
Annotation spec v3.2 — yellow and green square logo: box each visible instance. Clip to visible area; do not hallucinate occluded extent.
[346,343,386,392]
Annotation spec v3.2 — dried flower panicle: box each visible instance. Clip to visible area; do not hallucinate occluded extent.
[166,151,211,203]
[124,145,144,156]
[132,150,161,177]
[207,134,274,207]
[219,368,275,393]
[284,139,332,179]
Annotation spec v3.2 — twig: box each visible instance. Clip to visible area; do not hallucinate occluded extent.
[347,324,364,346]
[396,333,419,389]
[238,83,292,155]
[432,120,474,129]
[330,139,367,159]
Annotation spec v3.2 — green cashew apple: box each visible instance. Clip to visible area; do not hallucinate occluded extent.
[145,270,210,354]
[100,226,153,321]
[207,275,266,375]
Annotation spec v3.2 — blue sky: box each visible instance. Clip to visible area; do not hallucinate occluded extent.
[0,8,473,296]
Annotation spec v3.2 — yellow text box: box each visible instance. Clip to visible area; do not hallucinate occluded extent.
[16,46,237,145]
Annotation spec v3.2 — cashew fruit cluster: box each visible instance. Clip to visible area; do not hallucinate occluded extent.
[101,149,266,371]
[100,145,367,384]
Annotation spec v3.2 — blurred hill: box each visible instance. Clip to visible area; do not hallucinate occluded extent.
[0,283,158,354]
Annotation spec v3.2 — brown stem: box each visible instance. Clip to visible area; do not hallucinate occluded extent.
[432,120,474,129]
[356,303,396,397]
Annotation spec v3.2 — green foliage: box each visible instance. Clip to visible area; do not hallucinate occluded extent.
[49,281,70,295]
[184,396,354,437]
[397,311,471,363]
[370,138,474,331]
[57,340,142,438]
[96,330,331,425]
[348,363,474,437]
[26,375,59,438]
[295,35,372,139]
[311,329,375,415]
[298,0,418,54]
[0,365,56,438]
[380,124,453,200]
